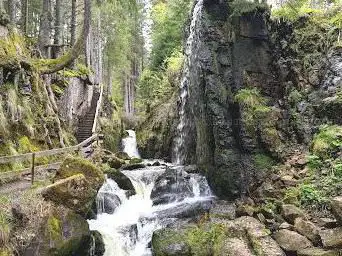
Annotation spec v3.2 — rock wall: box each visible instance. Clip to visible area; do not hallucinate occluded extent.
[180,0,342,199]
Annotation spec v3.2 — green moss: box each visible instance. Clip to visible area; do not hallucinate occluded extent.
[56,157,104,190]
[229,0,269,17]
[47,216,62,241]
[18,136,39,153]
[312,125,342,158]
[253,153,276,172]
[187,224,226,256]
[129,158,142,164]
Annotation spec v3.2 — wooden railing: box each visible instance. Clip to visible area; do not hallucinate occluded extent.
[92,83,104,134]
[0,134,103,184]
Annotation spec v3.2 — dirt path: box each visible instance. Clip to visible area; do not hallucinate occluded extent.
[0,180,32,194]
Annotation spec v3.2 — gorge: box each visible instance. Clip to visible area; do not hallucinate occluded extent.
[1,0,342,255]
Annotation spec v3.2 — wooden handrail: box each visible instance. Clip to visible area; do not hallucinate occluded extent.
[92,83,104,134]
[0,134,100,165]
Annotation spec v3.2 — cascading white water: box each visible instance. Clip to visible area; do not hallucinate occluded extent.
[88,128,214,256]
[122,130,141,158]
[173,0,204,165]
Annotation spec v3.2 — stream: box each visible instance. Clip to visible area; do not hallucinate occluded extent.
[88,130,214,256]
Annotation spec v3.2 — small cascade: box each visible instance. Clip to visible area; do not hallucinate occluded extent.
[88,130,214,256]
[122,130,141,158]
[173,0,204,164]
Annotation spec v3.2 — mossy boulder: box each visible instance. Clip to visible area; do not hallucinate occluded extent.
[115,151,131,160]
[42,174,96,216]
[23,207,104,256]
[103,168,134,190]
[105,155,126,169]
[55,157,105,191]
[129,158,143,164]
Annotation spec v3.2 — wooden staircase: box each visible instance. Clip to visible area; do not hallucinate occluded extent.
[76,91,100,143]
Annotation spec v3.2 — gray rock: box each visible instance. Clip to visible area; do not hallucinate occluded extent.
[331,197,342,225]
[294,218,321,244]
[320,227,342,248]
[210,200,236,220]
[297,247,341,256]
[273,229,312,252]
[281,204,306,224]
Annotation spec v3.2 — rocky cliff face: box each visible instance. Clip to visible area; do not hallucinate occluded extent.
[176,0,342,199]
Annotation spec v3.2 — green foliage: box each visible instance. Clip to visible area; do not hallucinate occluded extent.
[253,153,276,171]
[186,224,226,256]
[18,136,39,153]
[47,216,62,241]
[312,125,342,158]
[235,88,272,132]
[307,154,324,170]
[137,49,183,113]
[229,0,269,17]
[150,0,192,70]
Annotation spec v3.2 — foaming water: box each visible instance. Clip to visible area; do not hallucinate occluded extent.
[122,130,140,158]
[88,167,213,256]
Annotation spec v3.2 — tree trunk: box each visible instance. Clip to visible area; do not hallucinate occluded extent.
[70,0,77,46]
[38,0,52,58]
[8,0,16,23]
[40,0,92,74]
[53,0,63,58]
[21,0,28,35]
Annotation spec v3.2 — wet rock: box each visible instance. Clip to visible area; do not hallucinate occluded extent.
[115,151,131,160]
[122,163,146,170]
[320,227,342,248]
[281,204,306,224]
[42,174,96,216]
[103,168,134,190]
[273,229,312,252]
[129,158,143,164]
[297,247,341,256]
[106,155,126,169]
[152,161,161,166]
[209,200,236,220]
[331,197,342,225]
[151,168,194,205]
[55,157,105,191]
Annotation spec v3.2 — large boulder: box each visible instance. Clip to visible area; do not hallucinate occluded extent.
[281,204,306,224]
[273,229,312,252]
[297,248,341,256]
[152,217,284,256]
[209,200,236,220]
[103,168,134,191]
[22,207,104,256]
[294,218,321,244]
[319,227,342,248]
[42,174,96,216]
[55,157,105,191]
[331,197,342,225]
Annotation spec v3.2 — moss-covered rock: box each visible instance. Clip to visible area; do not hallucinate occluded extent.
[103,168,134,190]
[22,207,102,256]
[55,157,105,191]
[42,174,96,216]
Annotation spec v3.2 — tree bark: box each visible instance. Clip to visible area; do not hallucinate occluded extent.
[8,0,16,23]
[21,0,28,35]
[53,0,63,58]
[40,0,91,74]
[38,0,52,58]
[70,0,77,46]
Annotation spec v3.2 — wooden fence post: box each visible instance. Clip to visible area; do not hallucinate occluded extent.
[31,153,35,184]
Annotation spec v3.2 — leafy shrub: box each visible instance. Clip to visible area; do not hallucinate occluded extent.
[312,125,342,158]
[253,153,276,172]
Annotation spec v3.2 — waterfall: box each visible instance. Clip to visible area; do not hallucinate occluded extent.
[122,130,141,158]
[173,0,204,164]
[88,130,214,256]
